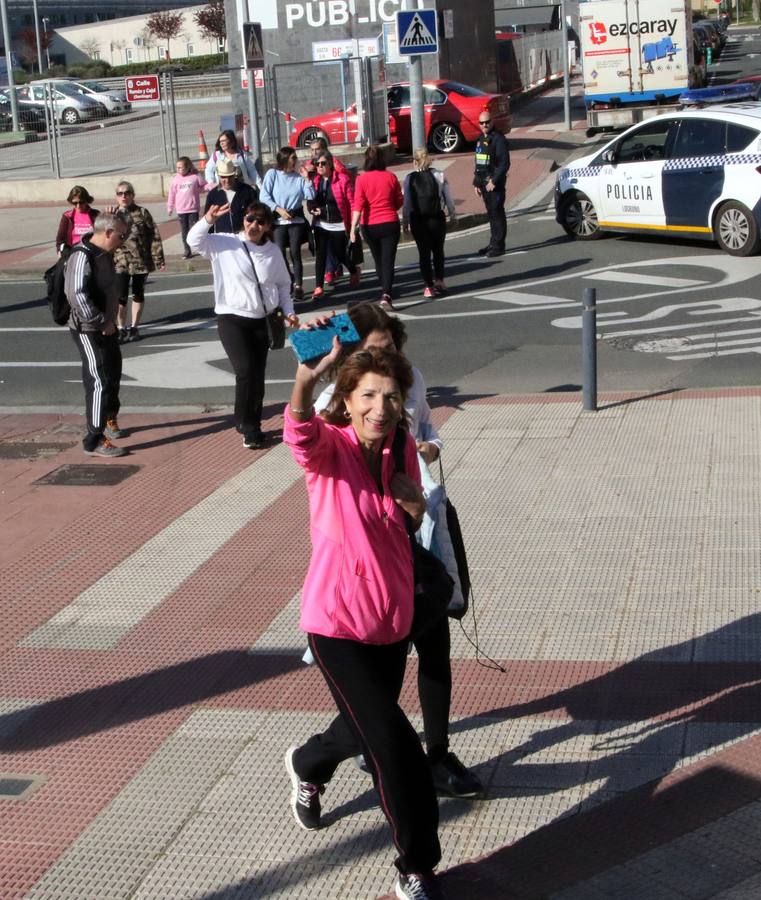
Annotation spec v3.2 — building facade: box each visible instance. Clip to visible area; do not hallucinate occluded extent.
[51,6,221,67]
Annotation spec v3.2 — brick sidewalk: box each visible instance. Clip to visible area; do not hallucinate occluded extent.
[3,389,761,898]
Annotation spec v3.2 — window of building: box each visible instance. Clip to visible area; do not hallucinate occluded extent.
[158,46,166,60]
[217,38,225,53]
[187,43,195,57]
[125,48,133,63]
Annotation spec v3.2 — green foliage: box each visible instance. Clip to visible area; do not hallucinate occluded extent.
[106,53,227,77]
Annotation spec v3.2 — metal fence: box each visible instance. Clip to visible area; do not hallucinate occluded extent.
[497,30,566,96]
[266,56,387,156]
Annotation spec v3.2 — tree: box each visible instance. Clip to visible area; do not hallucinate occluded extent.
[146,11,185,60]
[80,37,101,60]
[194,0,226,51]
[110,38,126,65]
[17,26,54,70]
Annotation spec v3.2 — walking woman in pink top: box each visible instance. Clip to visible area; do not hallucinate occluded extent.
[55,185,99,255]
[283,344,445,900]
[350,144,403,309]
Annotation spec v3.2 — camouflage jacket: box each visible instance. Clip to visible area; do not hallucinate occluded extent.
[113,204,165,275]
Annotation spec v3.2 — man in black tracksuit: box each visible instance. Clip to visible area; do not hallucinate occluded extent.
[65,210,132,457]
[473,112,510,257]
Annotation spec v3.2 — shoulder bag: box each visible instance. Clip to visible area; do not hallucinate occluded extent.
[240,239,286,350]
[391,427,453,638]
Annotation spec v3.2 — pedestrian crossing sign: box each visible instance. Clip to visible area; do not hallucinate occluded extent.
[396,10,439,56]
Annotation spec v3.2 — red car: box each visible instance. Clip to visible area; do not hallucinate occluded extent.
[289,79,512,154]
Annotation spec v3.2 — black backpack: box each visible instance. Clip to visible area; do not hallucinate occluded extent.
[43,244,88,326]
[409,170,441,217]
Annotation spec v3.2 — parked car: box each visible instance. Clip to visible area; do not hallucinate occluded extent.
[52,79,132,116]
[0,90,48,131]
[17,81,102,125]
[0,96,47,132]
[555,103,761,256]
[289,80,512,154]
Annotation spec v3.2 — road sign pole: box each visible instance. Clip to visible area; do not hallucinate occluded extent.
[246,73,261,166]
[409,54,426,152]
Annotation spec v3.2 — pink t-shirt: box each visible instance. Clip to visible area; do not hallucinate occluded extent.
[71,209,93,244]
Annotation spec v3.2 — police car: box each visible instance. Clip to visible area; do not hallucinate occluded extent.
[555,101,761,256]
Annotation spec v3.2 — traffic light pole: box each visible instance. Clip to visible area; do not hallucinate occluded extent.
[409,54,425,153]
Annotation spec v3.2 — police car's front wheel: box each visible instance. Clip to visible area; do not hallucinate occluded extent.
[559,193,602,241]
[714,202,761,257]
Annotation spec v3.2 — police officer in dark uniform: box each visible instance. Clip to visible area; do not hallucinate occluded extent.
[473,111,510,257]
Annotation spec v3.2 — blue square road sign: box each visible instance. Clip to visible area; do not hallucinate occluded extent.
[396,9,439,55]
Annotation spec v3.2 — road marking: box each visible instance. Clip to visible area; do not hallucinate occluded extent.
[552,298,761,331]
[600,312,761,339]
[584,271,704,289]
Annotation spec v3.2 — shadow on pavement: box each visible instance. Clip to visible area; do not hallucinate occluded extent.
[0,649,304,752]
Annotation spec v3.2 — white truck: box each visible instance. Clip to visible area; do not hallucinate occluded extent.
[579,0,702,135]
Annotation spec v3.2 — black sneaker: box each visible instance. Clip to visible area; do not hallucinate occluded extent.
[242,431,265,449]
[285,746,324,830]
[485,248,505,258]
[127,326,141,342]
[117,327,129,344]
[395,872,445,900]
[477,245,491,256]
[430,752,484,798]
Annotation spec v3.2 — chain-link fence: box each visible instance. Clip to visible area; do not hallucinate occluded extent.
[497,30,566,95]
[267,56,386,155]
[0,73,233,182]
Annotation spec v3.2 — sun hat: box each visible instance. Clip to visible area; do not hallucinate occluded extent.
[216,159,240,178]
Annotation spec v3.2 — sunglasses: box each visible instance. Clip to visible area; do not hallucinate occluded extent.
[245,215,268,225]
[116,190,133,196]
[71,200,87,205]
[479,120,492,126]
[316,160,330,167]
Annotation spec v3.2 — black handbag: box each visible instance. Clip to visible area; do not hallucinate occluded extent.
[347,234,364,267]
[391,427,453,638]
[241,239,286,350]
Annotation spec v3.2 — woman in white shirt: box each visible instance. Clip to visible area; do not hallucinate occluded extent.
[187,201,296,449]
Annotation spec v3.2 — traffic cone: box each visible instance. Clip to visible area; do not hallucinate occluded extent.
[197,130,209,166]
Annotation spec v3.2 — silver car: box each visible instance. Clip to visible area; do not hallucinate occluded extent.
[66,80,132,116]
[20,81,103,125]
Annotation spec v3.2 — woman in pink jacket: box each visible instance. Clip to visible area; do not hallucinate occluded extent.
[308,150,360,301]
[283,344,444,900]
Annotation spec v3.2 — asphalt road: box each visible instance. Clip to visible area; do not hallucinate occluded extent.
[2,194,761,411]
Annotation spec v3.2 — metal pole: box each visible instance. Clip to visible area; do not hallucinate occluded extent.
[560,0,571,131]
[246,70,261,167]
[42,17,50,69]
[0,0,20,131]
[340,57,349,143]
[46,82,61,178]
[582,287,597,412]
[169,70,180,159]
[31,0,43,74]
[408,54,425,152]
[157,74,169,167]
[43,79,55,173]
[269,67,280,156]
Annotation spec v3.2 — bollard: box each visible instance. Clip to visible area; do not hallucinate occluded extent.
[582,287,597,411]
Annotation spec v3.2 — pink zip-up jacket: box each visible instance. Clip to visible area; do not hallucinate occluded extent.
[167,172,211,215]
[283,407,420,644]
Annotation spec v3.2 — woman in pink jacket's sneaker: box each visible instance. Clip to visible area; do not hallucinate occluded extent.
[283,344,445,900]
